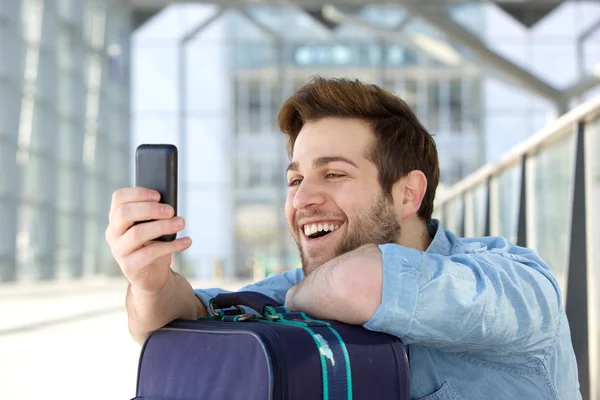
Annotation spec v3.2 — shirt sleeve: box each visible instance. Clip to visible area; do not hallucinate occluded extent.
[363,243,562,356]
[194,268,304,314]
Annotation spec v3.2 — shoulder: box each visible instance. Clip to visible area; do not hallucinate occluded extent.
[451,232,561,296]
[452,231,543,261]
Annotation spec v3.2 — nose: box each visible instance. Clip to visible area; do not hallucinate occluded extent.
[293,180,326,210]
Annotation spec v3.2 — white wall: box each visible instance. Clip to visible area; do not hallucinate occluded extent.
[131,5,234,279]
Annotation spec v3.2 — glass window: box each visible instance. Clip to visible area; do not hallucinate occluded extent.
[82,218,100,276]
[584,114,600,360]
[427,79,440,132]
[30,101,57,153]
[0,142,18,197]
[0,83,21,138]
[444,196,464,236]
[493,163,521,243]
[56,165,84,212]
[530,131,576,294]
[55,209,84,279]
[450,78,462,134]
[465,183,487,237]
[21,152,55,203]
[403,78,417,109]
[0,199,17,280]
[1,19,26,81]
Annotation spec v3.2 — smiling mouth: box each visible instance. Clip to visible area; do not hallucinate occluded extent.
[302,222,341,240]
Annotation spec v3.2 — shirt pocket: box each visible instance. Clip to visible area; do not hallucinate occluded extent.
[414,381,461,400]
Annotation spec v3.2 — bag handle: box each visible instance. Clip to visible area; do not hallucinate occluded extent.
[210,291,287,318]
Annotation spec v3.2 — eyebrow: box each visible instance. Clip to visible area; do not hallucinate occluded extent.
[286,156,360,173]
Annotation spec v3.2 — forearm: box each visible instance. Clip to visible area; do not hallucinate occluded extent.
[286,247,382,325]
[126,270,207,344]
[365,245,561,354]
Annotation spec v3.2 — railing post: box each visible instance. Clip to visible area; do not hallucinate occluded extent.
[516,155,528,247]
[460,194,466,237]
[566,121,590,400]
[484,177,491,237]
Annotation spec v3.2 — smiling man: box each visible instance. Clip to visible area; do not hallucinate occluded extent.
[106,77,581,399]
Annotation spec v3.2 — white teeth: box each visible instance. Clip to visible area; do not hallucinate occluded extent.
[303,223,341,237]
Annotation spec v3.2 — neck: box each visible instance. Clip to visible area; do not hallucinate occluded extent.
[397,217,431,252]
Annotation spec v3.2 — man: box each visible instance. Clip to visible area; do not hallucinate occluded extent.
[105,77,581,399]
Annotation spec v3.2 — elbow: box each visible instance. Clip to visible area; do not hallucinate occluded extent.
[334,258,383,325]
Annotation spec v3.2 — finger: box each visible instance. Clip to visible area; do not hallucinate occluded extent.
[121,237,192,277]
[109,202,175,238]
[115,217,185,257]
[109,187,161,220]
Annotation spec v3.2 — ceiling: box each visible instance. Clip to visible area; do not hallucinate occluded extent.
[127,0,600,107]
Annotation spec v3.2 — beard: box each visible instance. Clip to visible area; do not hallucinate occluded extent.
[293,192,401,275]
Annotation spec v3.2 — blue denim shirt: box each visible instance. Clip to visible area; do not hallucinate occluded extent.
[195,220,582,399]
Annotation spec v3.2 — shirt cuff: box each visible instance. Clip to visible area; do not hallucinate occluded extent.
[363,244,423,337]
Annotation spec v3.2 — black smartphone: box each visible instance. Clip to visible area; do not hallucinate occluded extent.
[135,144,178,242]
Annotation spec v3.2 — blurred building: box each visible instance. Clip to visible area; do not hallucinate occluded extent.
[228,5,486,277]
[0,0,598,283]
[132,1,599,279]
[0,0,131,282]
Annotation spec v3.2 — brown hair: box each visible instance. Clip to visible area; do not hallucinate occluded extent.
[278,76,440,221]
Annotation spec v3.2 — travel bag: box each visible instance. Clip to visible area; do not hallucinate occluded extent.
[132,291,410,400]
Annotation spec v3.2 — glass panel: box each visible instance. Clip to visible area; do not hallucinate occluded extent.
[432,204,444,223]
[444,196,464,236]
[82,218,99,276]
[530,131,576,295]
[30,101,58,153]
[0,142,18,197]
[585,114,599,352]
[21,152,56,203]
[16,204,56,280]
[0,200,18,279]
[55,210,84,278]
[56,166,84,212]
[472,183,487,237]
[0,83,23,138]
[494,163,520,243]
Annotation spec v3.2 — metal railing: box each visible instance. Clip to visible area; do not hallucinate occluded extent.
[433,95,600,400]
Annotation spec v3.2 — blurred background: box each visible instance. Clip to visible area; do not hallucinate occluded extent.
[1,0,599,399]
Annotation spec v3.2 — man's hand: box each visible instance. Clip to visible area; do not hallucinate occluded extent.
[285,244,383,325]
[105,187,191,295]
[105,187,206,344]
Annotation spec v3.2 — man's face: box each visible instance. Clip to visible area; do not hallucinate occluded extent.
[285,117,401,275]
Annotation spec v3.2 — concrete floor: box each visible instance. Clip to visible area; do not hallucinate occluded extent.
[0,277,250,400]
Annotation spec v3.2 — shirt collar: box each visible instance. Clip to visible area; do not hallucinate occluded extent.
[425,219,452,256]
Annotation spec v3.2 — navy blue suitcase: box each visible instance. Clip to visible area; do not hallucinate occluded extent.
[133,292,410,400]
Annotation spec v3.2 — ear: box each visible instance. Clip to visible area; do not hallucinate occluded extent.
[391,170,428,219]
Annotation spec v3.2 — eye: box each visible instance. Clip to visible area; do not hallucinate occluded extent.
[325,173,344,179]
[288,178,302,187]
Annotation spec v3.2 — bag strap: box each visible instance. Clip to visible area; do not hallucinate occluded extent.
[210,291,288,317]
[209,292,353,399]
[262,312,353,400]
